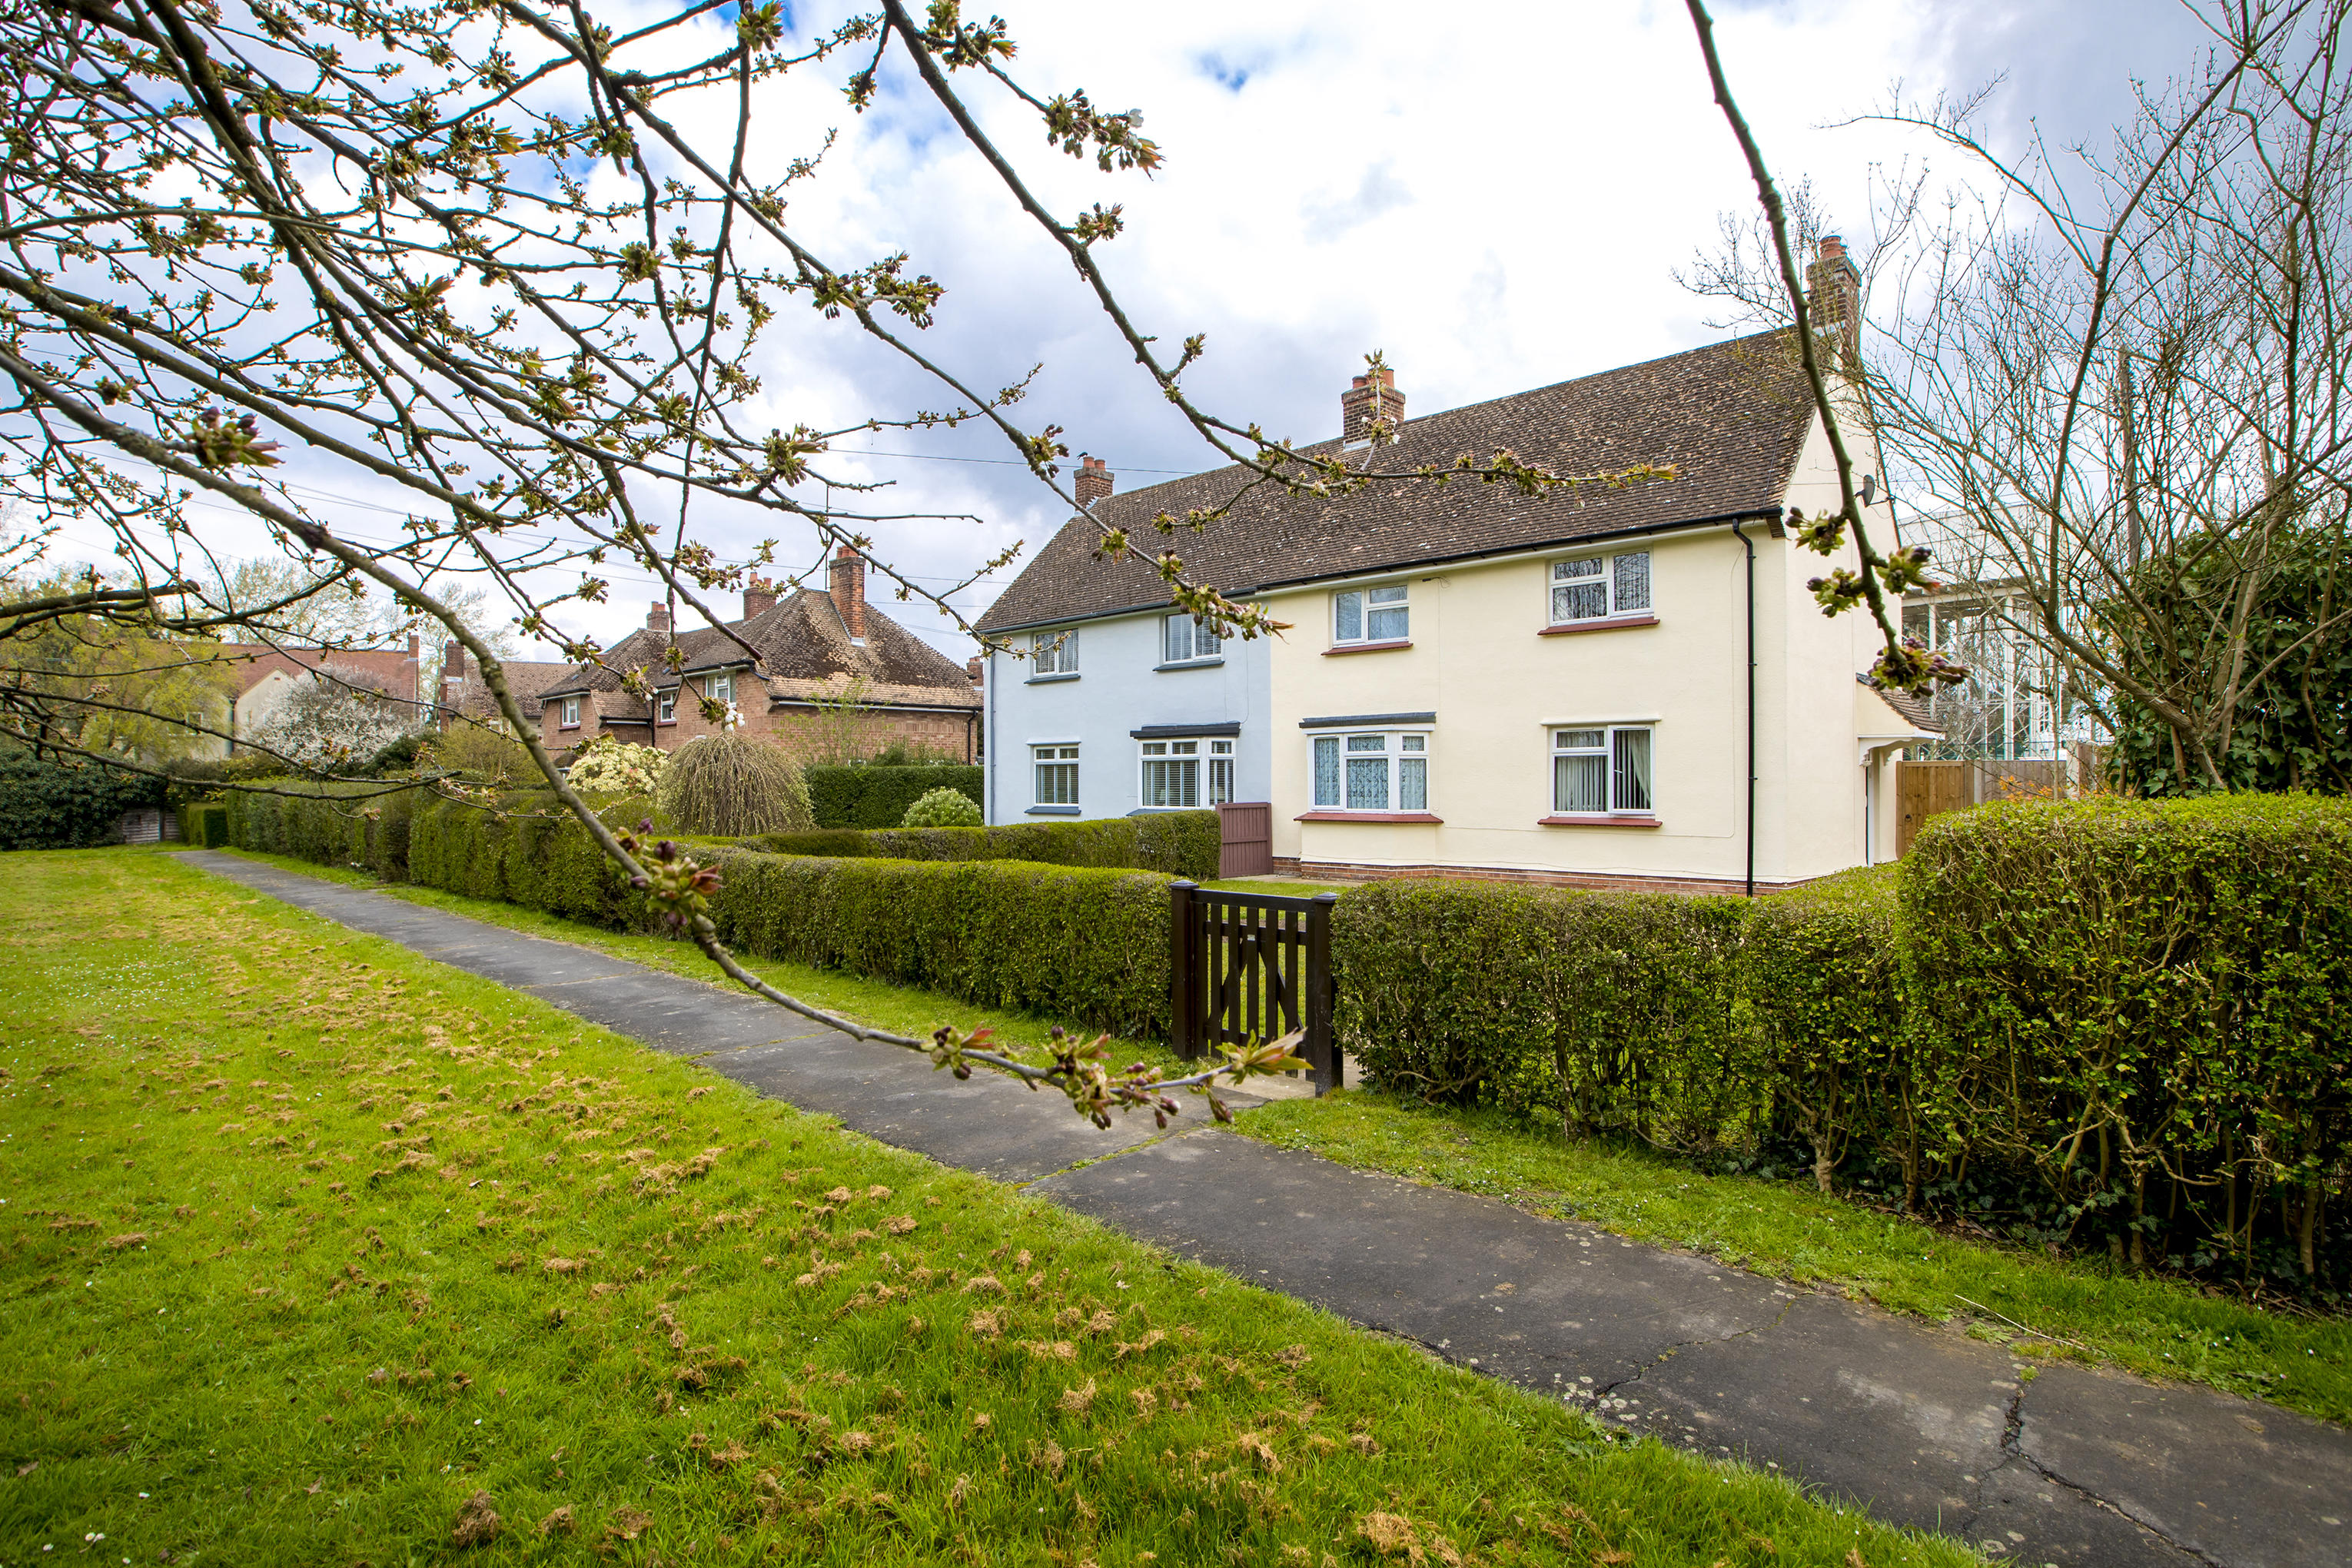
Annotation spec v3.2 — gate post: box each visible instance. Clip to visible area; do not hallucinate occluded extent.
[1305,892,1338,1094]
[1168,880,1198,1061]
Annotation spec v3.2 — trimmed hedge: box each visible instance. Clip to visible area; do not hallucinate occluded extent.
[806,764,982,829]
[746,811,1220,882]
[1335,880,1756,1153]
[0,752,164,850]
[222,779,1172,1039]
[1905,795,2352,1271]
[707,850,1171,1038]
[178,802,231,849]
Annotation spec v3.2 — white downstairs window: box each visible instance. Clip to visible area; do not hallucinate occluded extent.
[1311,729,1429,812]
[1551,726,1653,815]
[1137,736,1237,808]
[1033,744,1079,806]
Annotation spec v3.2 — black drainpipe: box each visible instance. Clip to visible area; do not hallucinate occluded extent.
[1732,520,1757,898]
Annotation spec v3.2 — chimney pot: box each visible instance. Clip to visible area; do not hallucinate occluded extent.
[1340,364,1406,446]
[647,600,672,635]
[1806,234,1862,361]
[829,547,867,641]
[742,575,777,621]
[1075,453,1115,508]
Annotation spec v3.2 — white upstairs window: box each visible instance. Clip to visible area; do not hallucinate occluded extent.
[1032,628,1079,676]
[1162,613,1221,663]
[1550,550,1653,625]
[1331,583,1408,646]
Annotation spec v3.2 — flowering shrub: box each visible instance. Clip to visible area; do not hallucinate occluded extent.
[900,785,983,829]
[566,736,666,796]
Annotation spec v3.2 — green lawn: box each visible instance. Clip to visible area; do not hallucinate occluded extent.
[1237,1094,2352,1426]
[214,848,2352,1430]
[0,849,1978,1566]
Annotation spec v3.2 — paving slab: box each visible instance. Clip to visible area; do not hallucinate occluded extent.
[177,851,2352,1568]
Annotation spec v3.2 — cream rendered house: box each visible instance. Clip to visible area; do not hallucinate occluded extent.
[977,245,1940,892]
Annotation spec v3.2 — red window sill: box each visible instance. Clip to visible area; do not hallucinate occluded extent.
[1538,814,1662,828]
[1538,614,1659,636]
[1323,639,1414,656]
[1295,810,1443,824]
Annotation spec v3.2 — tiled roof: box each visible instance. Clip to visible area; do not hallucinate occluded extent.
[447,659,573,718]
[219,642,420,704]
[1859,674,1947,735]
[975,330,1815,633]
[537,590,978,713]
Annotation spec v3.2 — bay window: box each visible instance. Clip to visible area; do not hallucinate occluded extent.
[1549,550,1652,625]
[1550,726,1653,815]
[1311,729,1429,812]
[1332,583,1409,646]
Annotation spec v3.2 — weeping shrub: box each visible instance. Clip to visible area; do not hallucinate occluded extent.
[900,785,982,828]
[656,733,813,835]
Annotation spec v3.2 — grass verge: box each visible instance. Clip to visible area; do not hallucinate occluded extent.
[0,849,1978,1565]
[218,849,1193,1082]
[1237,1092,2352,1426]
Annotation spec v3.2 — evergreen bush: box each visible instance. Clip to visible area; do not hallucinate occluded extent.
[900,786,983,828]
[0,752,165,850]
[657,733,812,835]
[805,763,982,828]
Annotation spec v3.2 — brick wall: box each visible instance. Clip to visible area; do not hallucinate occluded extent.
[1269,857,1812,898]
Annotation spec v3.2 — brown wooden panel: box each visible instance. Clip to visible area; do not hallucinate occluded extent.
[1896,761,1974,857]
[1217,800,1273,878]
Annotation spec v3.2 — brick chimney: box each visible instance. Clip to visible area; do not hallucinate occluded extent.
[404,632,420,703]
[1340,365,1405,447]
[1807,235,1862,362]
[646,600,671,636]
[1075,453,1115,508]
[829,547,867,642]
[742,575,776,620]
[965,656,982,686]
[442,639,467,703]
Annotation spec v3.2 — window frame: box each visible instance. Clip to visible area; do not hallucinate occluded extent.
[706,670,735,708]
[1306,726,1433,816]
[1330,581,1410,648]
[1546,549,1654,628]
[1031,742,1080,808]
[1160,613,1222,666]
[1545,723,1656,820]
[656,688,676,724]
[560,695,582,729]
[1134,735,1237,809]
[1031,627,1079,678]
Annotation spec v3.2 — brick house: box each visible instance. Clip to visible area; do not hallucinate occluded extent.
[204,635,425,759]
[534,550,982,761]
[435,644,575,736]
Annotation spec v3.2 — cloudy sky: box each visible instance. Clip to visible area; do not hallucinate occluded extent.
[38,0,2225,665]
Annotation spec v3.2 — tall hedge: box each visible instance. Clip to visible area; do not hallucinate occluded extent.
[0,752,164,850]
[805,764,983,829]
[746,811,1220,882]
[1904,795,2352,1271]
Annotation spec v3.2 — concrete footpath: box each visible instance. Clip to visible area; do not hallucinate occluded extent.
[178,853,2352,1568]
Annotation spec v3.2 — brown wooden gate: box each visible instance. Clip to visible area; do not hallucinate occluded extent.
[1896,760,1975,857]
[1216,801,1272,878]
[1168,882,1338,1093]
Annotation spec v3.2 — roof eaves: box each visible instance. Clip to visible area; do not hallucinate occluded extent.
[1247,506,1790,594]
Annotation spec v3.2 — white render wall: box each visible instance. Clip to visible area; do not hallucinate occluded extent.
[982,607,1274,824]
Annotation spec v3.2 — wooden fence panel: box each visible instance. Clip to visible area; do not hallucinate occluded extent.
[1217,801,1272,879]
